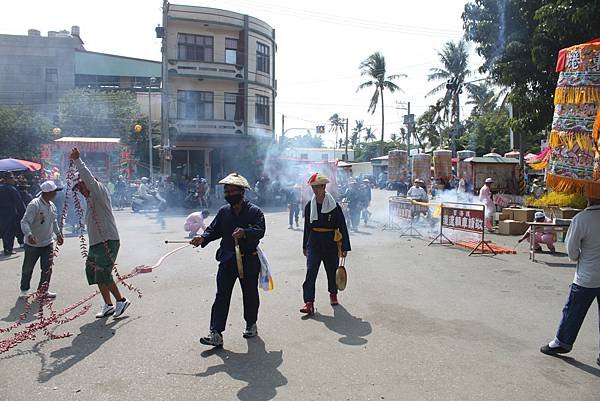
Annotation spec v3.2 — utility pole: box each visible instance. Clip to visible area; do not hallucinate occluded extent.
[281,114,285,144]
[148,77,156,180]
[407,101,411,156]
[159,0,170,176]
[344,118,349,161]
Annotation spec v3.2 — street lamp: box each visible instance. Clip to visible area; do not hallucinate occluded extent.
[148,77,157,180]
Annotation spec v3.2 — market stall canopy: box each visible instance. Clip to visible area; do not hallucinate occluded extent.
[0,158,42,172]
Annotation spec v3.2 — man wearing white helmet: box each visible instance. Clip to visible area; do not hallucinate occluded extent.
[137,177,152,201]
[191,173,266,348]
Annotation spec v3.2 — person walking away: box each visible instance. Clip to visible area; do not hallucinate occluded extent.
[184,210,210,238]
[70,148,131,319]
[0,172,26,256]
[287,184,301,229]
[540,196,600,367]
[518,211,556,252]
[360,178,372,224]
[300,173,351,315]
[191,173,266,348]
[479,177,495,232]
[19,181,64,299]
[344,180,362,231]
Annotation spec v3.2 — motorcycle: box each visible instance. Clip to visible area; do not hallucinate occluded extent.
[131,191,168,212]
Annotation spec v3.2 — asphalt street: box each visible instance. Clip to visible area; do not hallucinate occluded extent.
[0,189,598,401]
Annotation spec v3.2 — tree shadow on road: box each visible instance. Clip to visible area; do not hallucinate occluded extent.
[310,304,372,346]
[555,355,600,378]
[37,316,137,383]
[169,337,287,401]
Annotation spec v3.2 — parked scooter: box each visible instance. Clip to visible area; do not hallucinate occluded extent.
[132,190,168,212]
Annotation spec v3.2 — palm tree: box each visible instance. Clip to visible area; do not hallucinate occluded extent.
[465,82,498,115]
[357,52,405,156]
[364,127,377,142]
[328,113,345,150]
[351,120,365,147]
[427,40,470,154]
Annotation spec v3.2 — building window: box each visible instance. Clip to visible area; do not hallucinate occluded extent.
[300,154,308,160]
[178,33,213,62]
[177,91,213,120]
[256,42,270,74]
[224,93,239,121]
[255,95,269,125]
[45,68,58,83]
[225,38,238,65]
[321,154,329,161]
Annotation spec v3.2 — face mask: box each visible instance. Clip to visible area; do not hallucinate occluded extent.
[225,193,243,206]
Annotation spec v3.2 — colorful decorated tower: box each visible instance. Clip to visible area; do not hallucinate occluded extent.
[546,39,600,197]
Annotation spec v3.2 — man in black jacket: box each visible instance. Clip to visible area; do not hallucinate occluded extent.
[191,173,266,347]
[301,173,351,315]
[0,172,26,256]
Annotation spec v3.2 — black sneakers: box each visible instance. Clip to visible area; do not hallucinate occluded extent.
[242,324,258,338]
[540,344,571,355]
[200,331,224,347]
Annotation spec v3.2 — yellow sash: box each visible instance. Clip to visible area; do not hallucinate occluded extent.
[312,227,343,257]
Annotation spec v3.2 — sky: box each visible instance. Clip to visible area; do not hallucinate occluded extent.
[4,0,483,146]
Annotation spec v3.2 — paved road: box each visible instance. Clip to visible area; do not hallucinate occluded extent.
[0,189,598,401]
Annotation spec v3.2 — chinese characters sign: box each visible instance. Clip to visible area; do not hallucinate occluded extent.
[441,205,484,233]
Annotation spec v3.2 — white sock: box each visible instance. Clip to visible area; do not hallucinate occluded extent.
[549,339,561,348]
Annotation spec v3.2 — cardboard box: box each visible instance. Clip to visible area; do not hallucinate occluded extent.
[498,220,529,235]
[502,208,517,220]
[498,212,510,221]
[512,208,538,222]
[558,208,581,219]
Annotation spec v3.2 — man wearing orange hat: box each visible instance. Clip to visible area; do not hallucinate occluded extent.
[300,173,351,315]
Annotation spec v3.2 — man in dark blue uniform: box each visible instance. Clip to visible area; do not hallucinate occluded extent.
[301,173,351,315]
[191,173,266,348]
[0,171,26,256]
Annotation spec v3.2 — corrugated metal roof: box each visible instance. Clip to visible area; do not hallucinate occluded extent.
[55,137,121,143]
[465,156,519,164]
[75,51,161,77]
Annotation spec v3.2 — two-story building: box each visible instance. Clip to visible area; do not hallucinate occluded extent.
[159,4,276,185]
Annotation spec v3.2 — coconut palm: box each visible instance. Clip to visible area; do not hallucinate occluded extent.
[357,52,405,156]
[465,82,498,115]
[427,40,471,154]
[328,113,345,149]
[364,127,377,142]
[351,120,365,147]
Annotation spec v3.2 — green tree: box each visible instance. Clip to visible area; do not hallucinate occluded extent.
[0,105,52,160]
[364,127,377,142]
[415,105,446,150]
[328,113,346,150]
[460,108,511,156]
[57,88,160,175]
[466,82,499,115]
[357,52,405,156]
[463,0,600,151]
[288,133,324,148]
[351,120,365,147]
[427,40,471,152]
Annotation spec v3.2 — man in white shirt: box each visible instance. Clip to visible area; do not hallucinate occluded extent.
[19,180,64,299]
[71,148,131,320]
[540,196,600,367]
[407,179,428,220]
[479,177,495,231]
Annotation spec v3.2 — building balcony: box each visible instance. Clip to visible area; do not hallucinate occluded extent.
[167,59,244,80]
[169,118,244,137]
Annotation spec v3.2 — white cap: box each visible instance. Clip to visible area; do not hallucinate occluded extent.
[534,211,545,219]
[485,177,494,183]
[40,180,62,193]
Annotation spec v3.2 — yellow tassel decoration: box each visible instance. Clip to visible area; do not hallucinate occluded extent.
[546,173,600,199]
[553,86,600,105]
